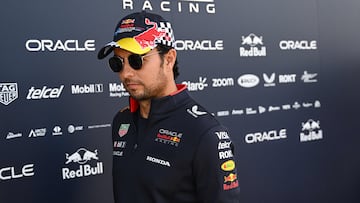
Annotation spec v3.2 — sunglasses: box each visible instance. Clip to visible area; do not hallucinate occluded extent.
[108,51,162,72]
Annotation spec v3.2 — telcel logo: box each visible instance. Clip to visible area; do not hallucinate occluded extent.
[25,39,95,52]
[0,164,35,181]
[27,85,64,100]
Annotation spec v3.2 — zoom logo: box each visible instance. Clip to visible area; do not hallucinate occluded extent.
[212,78,234,87]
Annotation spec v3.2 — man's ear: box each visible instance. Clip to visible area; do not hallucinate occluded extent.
[164,48,177,70]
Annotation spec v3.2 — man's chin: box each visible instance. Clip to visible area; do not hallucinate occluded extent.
[129,92,148,101]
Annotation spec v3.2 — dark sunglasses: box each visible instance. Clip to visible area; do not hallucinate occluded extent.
[108,51,161,72]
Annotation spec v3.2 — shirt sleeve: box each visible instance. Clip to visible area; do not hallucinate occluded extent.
[193,125,240,203]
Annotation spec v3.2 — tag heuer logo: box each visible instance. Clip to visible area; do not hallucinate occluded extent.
[118,124,130,137]
[0,83,18,105]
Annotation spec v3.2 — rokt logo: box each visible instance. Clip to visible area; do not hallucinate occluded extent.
[25,39,95,52]
[27,85,64,100]
[122,0,216,14]
[0,83,18,105]
[279,74,296,83]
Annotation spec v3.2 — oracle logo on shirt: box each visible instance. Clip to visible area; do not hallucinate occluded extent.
[155,128,183,147]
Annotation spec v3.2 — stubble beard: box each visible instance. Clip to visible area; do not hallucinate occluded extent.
[126,68,168,101]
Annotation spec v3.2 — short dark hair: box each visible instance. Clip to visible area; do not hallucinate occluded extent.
[156,44,179,79]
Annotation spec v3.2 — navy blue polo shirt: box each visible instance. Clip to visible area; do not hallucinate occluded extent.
[112,85,240,203]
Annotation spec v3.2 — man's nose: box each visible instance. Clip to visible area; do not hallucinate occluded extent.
[119,60,135,79]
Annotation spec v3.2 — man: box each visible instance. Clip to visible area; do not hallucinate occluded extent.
[98,11,240,203]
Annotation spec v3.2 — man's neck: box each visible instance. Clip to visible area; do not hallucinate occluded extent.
[138,83,178,119]
[138,100,151,119]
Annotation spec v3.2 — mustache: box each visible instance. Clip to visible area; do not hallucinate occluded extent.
[123,79,143,86]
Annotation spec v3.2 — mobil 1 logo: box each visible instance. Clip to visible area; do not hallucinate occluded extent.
[71,83,103,94]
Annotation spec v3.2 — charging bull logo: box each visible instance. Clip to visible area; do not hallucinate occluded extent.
[224,173,237,183]
[242,33,263,47]
[134,18,168,49]
[300,119,323,142]
[301,119,320,131]
[62,148,103,180]
[65,148,98,164]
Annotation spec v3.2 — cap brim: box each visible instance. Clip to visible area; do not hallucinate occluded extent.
[97,38,152,60]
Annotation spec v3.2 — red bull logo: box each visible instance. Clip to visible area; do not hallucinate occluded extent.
[223,180,239,191]
[156,134,181,143]
[65,148,98,164]
[62,148,103,180]
[224,173,237,183]
[134,18,168,49]
[155,128,182,147]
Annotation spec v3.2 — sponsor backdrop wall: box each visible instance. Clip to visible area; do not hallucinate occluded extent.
[1,0,359,202]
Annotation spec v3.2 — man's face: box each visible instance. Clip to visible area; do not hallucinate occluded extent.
[114,48,169,101]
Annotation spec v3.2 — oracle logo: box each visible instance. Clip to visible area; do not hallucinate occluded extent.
[25,39,95,52]
[0,164,35,181]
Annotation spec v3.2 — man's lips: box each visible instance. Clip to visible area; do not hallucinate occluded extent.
[125,82,141,89]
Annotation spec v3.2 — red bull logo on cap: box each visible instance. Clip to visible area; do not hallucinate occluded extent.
[134,18,168,49]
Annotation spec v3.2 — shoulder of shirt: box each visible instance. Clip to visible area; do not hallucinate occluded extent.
[114,106,130,118]
[112,106,132,123]
[119,106,130,112]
